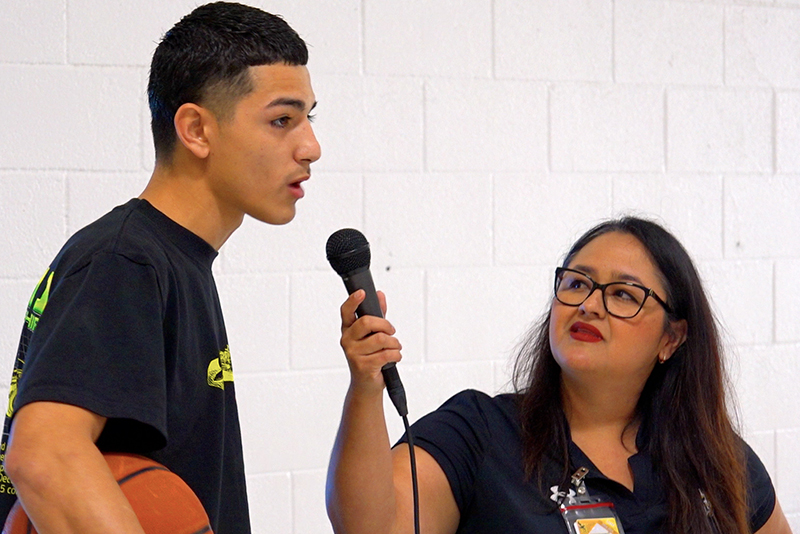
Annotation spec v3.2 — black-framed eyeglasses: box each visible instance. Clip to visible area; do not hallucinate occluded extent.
[554,267,673,319]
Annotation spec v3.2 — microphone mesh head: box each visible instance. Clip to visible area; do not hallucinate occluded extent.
[326,228,371,276]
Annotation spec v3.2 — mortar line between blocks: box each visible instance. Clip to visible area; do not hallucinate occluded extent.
[422,81,428,173]
[287,274,294,369]
[490,172,496,267]
[663,87,669,173]
[289,470,296,534]
[64,172,71,238]
[721,5,727,87]
[63,0,69,64]
[490,0,496,79]
[360,0,366,75]
[611,0,616,84]
[772,88,778,175]
[720,175,726,259]
[422,268,429,364]
[546,85,553,173]
[361,173,366,230]
[772,260,777,344]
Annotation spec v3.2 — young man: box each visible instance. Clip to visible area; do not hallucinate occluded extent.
[0,2,320,533]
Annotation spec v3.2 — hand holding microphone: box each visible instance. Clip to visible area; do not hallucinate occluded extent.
[327,229,420,534]
[327,228,408,417]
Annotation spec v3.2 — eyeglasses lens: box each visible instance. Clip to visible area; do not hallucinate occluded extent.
[555,270,646,318]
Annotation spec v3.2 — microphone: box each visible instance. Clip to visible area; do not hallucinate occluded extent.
[326,228,408,417]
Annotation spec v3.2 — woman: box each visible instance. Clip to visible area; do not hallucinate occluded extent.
[326,217,792,534]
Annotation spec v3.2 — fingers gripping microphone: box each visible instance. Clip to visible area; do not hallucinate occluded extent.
[326,228,408,417]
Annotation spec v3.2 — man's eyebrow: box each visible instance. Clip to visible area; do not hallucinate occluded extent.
[267,98,317,112]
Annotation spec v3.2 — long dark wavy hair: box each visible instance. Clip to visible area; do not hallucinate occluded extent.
[512,217,749,533]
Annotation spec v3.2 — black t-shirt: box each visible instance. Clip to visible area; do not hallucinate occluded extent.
[0,199,250,532]
[399,389,775,533]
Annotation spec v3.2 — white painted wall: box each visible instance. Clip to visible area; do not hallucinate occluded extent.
[1,0,798,531]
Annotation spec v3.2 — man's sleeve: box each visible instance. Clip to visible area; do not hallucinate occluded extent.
[14,252,168,449]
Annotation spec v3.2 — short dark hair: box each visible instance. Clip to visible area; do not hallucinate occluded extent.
[148,2,308,162]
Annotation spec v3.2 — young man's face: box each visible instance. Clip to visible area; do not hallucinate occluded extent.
[207,63,320,226]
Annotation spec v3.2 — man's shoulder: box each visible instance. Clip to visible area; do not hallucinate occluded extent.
[54,199,171,277]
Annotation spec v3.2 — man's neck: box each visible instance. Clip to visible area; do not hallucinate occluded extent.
[139,162,243,251]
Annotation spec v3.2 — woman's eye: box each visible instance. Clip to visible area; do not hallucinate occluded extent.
[612,288,639,303]
[565,277,587,290]
[271,116,290,128]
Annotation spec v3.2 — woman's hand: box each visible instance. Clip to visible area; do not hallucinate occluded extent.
[339,289,403,395]
[330,290,459,534]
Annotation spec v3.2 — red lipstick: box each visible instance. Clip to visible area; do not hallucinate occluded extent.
[569,322,603,342]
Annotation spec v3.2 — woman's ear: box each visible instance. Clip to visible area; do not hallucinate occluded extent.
[173,103,214,159]
[658,319,687,364]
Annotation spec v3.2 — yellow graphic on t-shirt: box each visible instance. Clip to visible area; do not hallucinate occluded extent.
[6,368,23,419]
[574,518,620,534]
[207,345,234,390]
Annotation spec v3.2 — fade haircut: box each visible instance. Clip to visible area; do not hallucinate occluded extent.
[148,1,308,162]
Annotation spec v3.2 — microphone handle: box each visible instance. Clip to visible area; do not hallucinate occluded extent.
[343,268,383,318]
[342,268,408,417]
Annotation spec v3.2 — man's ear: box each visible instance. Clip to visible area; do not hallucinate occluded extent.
[173,103,214,159]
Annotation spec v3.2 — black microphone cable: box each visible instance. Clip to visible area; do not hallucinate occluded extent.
[326,229,420,534]
[403,414,421,534]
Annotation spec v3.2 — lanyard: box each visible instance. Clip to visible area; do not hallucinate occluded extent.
[556,468,626,534]
[553,469,719,533]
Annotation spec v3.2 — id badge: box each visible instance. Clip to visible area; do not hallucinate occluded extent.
[558,467,626,534]
[560,501,625,534]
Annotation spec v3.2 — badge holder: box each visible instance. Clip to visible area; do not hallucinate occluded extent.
[557,467,626,534]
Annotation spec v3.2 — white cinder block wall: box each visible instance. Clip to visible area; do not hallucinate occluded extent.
[1,0,799,531]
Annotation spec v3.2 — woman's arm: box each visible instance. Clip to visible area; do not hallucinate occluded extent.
[755,499,793,534]
[326,290,459,534]
[391,443,460,534]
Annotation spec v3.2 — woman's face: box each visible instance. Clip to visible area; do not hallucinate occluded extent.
[549,231,683,386]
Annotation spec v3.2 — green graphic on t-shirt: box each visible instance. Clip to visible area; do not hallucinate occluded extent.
[9,269,54,418]
[25,270,54,332]
[0,269,54,501]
